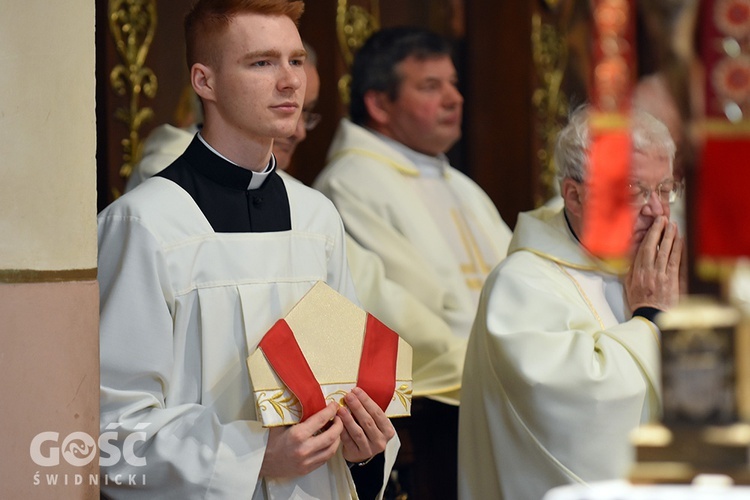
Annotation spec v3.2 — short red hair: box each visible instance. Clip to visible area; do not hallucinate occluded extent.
[185,0,305,69]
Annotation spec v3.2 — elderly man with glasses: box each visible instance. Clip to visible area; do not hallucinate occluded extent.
[458,105,684,500]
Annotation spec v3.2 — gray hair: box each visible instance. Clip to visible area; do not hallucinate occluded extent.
[554,104,676,187]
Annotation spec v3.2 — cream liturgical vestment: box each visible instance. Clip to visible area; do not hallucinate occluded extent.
[458,206,662,500]
[98,138,399,499]
[124,124,196,193]
[314,119,512,403]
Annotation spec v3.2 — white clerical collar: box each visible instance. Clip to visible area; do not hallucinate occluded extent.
[372,130,449,178]
[197,132,275,190]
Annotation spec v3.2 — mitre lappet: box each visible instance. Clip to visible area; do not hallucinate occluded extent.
[247,281,413,427]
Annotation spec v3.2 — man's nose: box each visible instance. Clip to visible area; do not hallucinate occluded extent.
[444,84,463,106]
[279,65,303,91]
[641,191,666,217]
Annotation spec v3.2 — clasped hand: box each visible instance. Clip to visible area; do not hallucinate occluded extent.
[625,215,683,313]
[259,387,395,478]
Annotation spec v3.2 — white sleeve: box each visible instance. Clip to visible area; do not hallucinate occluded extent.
[97,213,267,499]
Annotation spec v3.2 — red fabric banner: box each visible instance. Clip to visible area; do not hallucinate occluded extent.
[357,314,399,412]
[695,0,750,260]
[697,137,750,258]
[582,128,634,260]
[584,0,636,263]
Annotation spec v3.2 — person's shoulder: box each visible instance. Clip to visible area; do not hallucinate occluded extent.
[283,175,339,213]
[99,177,212,247]
[314,149,411,199]
[284,174,322,197]
[479,251,564,306]
[99,177,187,222]
[444,166,491,192]
[320,120,411,178]
[499,248,546,270]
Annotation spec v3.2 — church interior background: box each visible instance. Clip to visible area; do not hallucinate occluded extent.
[32,0,745,497]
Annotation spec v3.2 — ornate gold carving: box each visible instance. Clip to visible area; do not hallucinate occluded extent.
[108,0,158,184]
[532,12,570,206]
[336,0,380,106]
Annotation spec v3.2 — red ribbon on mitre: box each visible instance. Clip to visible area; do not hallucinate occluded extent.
[259,313,399,422]
[357,314,399,412]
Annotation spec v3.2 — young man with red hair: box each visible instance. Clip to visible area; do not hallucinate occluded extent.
[97,1,397,497]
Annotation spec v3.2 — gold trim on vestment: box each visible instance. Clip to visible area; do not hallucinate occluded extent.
[632,316,662,347]
[512,247,606,273]
[328,148,420,176]
[452,209,493,289]
[412,382,462,398]
[253,380,413,427]
[556,263,606,331]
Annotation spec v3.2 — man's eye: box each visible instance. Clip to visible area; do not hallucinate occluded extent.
[252,60,270,67]
[419,82,440,91]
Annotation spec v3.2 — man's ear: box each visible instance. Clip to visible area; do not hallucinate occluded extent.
[561,177,584,218]
[191,63,215,103]
[363,90,391,126]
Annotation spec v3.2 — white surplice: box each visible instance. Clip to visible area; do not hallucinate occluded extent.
[458,206,662,500]
[98,175,399,499]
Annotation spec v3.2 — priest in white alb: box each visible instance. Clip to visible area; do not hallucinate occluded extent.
[458,106,684,500]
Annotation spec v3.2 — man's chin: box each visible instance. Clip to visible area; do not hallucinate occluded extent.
[274,140,293,153]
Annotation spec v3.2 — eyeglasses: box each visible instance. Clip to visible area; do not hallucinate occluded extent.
[301,110,322,131]
[628,179,683,206]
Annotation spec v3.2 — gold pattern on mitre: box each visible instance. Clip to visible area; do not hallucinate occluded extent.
[248,281,412,426]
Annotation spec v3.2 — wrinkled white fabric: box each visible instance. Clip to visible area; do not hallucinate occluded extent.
[314,119,512,403]
[98,176,399,499]
[458,206,662,500]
